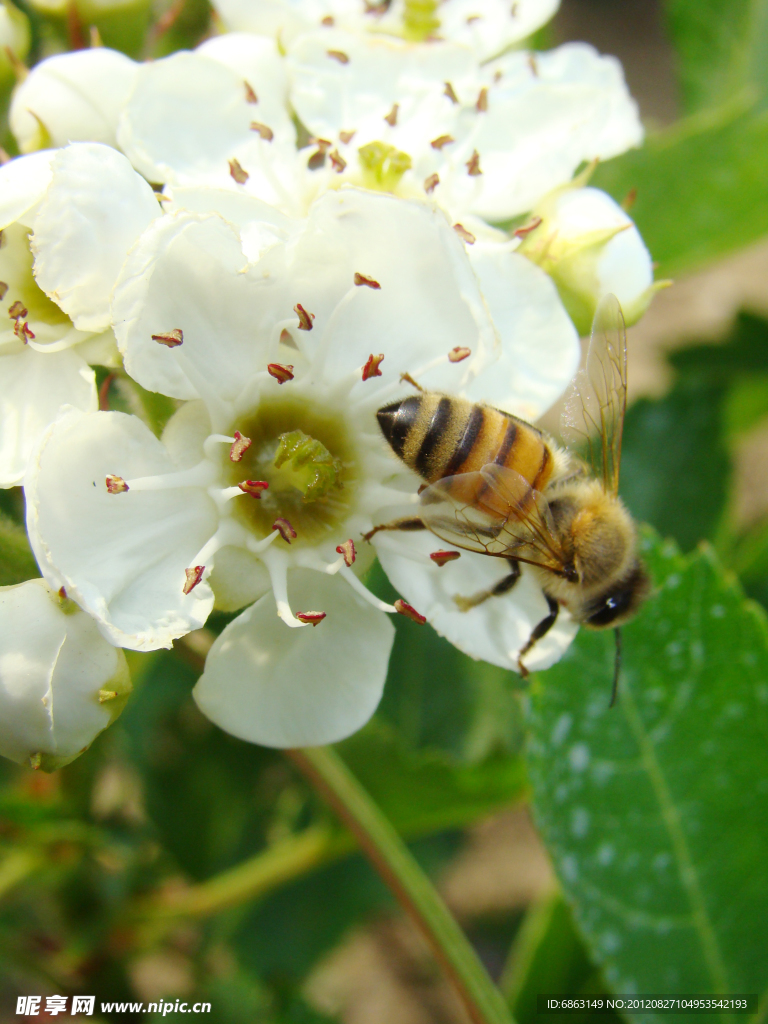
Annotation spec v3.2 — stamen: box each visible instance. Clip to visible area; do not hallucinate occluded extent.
[14,320,34,341]
[395,599,427,624]
[152,328,183,348]
[339,130,356,144]
[339,567,398,613]
[183,565,205,594]
[294,303,315,330]
[268,362,295,384]
[280,328,297,348]
[106,474,129,493]
[514,216,542,238]
[308,148,327,170]
[246,529,280,554]
[528,54,539,77]
[98,689,118,703]
[329,149,347,172]
[362,353,384,380]
[336,539,356,566]
[444,81,459,104]
[230,431,252,461]
[228,158,249,184]
[354,272,381,289]
[296,611,326,626]
[8,300,27,318]
[466,150,483,176]
[244,80,258,104]
[431,135,454,150]
[273,517,297,542]
[453,223,476,244]
[123,461,216,492]
[448,346,471,362]
[476,87,488,112]
[424,173,439,194]
[321,14,334,24]
[0,282,7,300]
[430,550,461,566]
[250,121,274,141]
[261,549,305,627]
[384,103,399,126]
[327,49,350,64]
[238,479,269,497]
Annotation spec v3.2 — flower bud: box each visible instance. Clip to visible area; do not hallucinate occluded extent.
[517,185,667,334]
[0,1,30,88]
[0,579,131,771]
[23,0,151,58]
[10,47,138,153]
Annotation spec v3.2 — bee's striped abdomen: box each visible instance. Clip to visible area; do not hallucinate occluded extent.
[377,393,554,493]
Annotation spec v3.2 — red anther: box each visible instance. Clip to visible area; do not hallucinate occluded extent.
[453,224,476,245]
[329,149,347,172]
[395,599,426,624]
[183,565,205,595]
[448,346,471,362]
[466,150,482,176]
[244,80,258,104]
[297,610,327,626]
[309,137,332,151]
[354,272,381,289]
[98,372,114,411]
[58,586,67,599]
[105,474,129,494]
[339,129,356,144]
[0,282,8,300]
[430,550,461,567]
[514,216,543,238]
[14,320,34,341]
[8,300,27,319]
[294,303,315,330]
[229,431,252,462]
[268,362,295,384]
[476,87,488,112]
[250,121,274,141]
[238,479,269,497]
[431,134,454,150]
[273,517,297,542]
[384,103,399,126]
[444,81,459,104]
[228,158,249,184]
[152,328,183,347]
[622,187,638,212]
[327,49,350,64]
[362,353,385,380]
[321,14,334,24]
[424,173,440,194]
[467,13,481,22]
[336,539,356,566]
[308,148,326,170]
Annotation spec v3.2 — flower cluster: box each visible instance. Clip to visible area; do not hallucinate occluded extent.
[0,0,658,760]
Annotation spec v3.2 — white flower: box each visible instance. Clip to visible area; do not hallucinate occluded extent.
[516,185,663,333]
[10,47,138,153]
[0,143,156,486]
[211,0,559,61]
[0,579,131,771]
[24,149,579,747]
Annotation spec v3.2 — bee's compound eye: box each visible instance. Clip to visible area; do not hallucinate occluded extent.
[583,561,650,629]
[585,590,631,627]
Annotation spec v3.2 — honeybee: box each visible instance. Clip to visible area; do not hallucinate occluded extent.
[366,294,649,702]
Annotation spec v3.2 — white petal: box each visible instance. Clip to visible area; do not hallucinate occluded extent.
[420,0,559,60]
[112,211,271,401]
[193,568,394,747]
[376,530,578,672]
[0,150,55,230]
[31,144,160,332]
[0,345,96,487]
[211,0,328,41]
[10,48,138,153]
[25,410,218,651]
[196,31,288,96]
[464,246,579,421]
[0,579,131,769]
[116,50,295,187]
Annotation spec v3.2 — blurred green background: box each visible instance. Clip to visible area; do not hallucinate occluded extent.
[1,0,768,1021]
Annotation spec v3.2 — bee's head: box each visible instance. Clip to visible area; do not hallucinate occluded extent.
[581,559,650,629]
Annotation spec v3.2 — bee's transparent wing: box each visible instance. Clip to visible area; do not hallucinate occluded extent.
[561,293,627,495]
[419,464,568,574]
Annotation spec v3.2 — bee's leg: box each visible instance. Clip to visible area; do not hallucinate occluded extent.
[453,560,520,612]
[517,595,560,678]
[362,517,426,542]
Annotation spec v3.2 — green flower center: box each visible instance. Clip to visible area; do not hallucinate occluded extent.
[223,397,360,546]
[358,142,413,192]
[402,0,440,41]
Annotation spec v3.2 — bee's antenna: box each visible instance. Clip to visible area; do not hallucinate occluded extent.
[609,628,622,708]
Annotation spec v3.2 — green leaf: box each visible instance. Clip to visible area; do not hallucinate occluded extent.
[663,0,768,113]
[0,512,40,586]
[592,104,768,277]
[525,530,768,1014]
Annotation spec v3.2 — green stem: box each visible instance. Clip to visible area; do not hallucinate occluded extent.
[287,746,514,1024]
